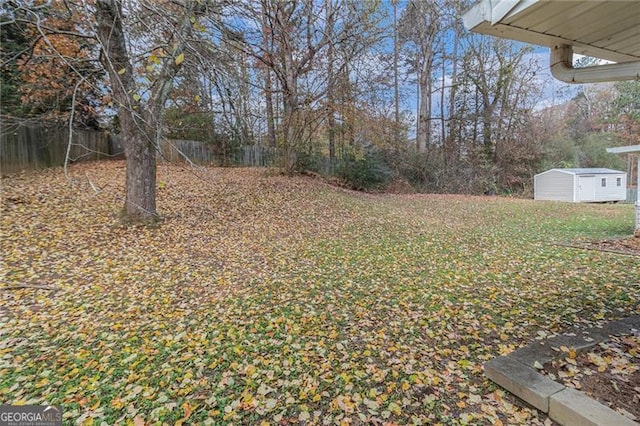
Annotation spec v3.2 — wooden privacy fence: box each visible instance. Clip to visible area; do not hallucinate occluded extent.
[1,124,283,174]
[159,139,218,165]
[1,125,118,175]
[241,145,281,167]
[158,140,281,167]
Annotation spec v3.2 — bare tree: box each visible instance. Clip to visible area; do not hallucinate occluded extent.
[400,0,440,152]
[260,0,277,148]
[5,0,212,222]
[326,0,336,164]
[94,0,205,222]
[444,0,462,170]
[392,0,400,147]
[223,0,382,173]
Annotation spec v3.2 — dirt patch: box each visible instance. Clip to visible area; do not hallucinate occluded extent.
[559,237,640,256]
[543,333,640,422]
[585,237,640,256]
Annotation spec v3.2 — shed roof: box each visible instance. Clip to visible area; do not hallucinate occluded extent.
[560,168,624,175]
[462,0,640,63]
[537,168,625,177]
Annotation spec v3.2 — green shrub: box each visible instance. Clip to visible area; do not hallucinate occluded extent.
[337,149,391,191]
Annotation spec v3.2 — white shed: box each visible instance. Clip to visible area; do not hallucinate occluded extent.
[534,168,627,203]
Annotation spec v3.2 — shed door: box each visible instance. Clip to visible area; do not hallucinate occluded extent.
[578,176,596,201]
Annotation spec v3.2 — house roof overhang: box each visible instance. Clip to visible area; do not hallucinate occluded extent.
[607,145,640,154]
[462,0,640,83]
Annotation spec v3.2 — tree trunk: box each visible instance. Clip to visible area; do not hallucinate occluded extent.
[265,70,277,147]
[482,107,493,158]
[282,69,299,173]
[440,54,446,149]
[95,0,157,222]
[123,130,157,220]
[326,0,335,163]
[261,2,277,148]
[417,57,431,151]
[445,18,459,169]
[393,0,400,147]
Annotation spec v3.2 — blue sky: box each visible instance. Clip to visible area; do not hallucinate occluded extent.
[376,1,584,135]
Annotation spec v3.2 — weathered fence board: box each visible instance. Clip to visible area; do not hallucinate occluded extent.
[159,139,218,165]
[1,125,115,175]
[241,145,281,167]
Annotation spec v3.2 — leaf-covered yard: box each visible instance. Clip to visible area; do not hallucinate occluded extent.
[1,162,639,425]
